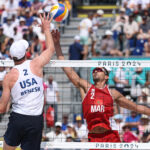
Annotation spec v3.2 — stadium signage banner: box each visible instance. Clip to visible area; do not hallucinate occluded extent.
[47,60,150,67]
[0,141,149,149]
[1,60,150,67]
[41,142,150,149]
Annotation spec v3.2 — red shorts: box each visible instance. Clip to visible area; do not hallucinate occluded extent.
[88,130,121,150]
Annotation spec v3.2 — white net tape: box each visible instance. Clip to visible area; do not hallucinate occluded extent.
[40,142,150,149]
[1,59,150,67]
[0,141,149,149]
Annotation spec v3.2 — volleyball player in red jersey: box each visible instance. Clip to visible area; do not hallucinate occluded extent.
[52,30,150,147]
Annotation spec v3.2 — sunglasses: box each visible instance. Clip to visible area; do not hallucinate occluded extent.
[92,68,108,75]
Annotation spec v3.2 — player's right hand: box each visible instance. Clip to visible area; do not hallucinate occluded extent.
[39,12,53,32]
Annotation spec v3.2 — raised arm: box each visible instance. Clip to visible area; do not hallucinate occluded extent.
[51,30,91,92]
[79,87,86,101]
[32,13,55,68]
[111,89,150,116]
[0,74,11,113]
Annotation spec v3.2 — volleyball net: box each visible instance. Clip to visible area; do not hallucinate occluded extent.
[0,59,150,149]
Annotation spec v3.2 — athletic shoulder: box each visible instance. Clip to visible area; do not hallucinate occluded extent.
[9,68,19,78]
[5,68,19,88]
[30,58,43,77]
[30,57,42,69]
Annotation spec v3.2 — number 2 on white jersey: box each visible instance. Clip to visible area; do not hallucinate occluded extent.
[23,69,28,76]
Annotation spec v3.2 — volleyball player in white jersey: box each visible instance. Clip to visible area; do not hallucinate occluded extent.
[0,13,54,150]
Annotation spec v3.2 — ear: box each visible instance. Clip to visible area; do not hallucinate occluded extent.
[105,75,109,80]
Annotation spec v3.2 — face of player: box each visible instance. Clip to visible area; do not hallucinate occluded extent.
[92,68,108,83]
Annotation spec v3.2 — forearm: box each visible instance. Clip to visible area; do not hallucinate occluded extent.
[137,105,150,116]
[0,101,6,114]
[120,101,150,115]
[55,41,64,60]
[55,42,80,87]
[125,122,139,127]
[45,30,55,54]
[38,30,55,65]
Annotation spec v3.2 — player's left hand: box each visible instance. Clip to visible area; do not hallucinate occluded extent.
[51,30,60,43]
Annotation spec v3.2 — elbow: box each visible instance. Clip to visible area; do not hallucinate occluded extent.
[0,108,6,114]
[68,78,79,88]
[74,82,79,88]
[73,80,81,88]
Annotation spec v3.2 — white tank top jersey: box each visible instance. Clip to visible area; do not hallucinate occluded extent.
[11,60,44,116]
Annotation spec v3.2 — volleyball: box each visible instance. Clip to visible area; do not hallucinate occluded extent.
[50,3,68,22]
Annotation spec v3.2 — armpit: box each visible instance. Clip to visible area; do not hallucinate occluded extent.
[110,89,122,101]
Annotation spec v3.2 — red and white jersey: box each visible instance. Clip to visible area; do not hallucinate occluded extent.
[82,85,117,131]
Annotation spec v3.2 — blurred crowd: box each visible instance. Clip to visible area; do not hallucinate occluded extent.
[71,0,150,60]
[0,0,72,61]
[43,110,150,143]
[106,67,150,103]
[43,114,88,142]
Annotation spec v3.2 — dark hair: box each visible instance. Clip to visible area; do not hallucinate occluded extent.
[102,35,107,39]
[22,28,28,32]
[121,16,125,20]
[13,55,26,62]
[142,15,147,20]
[34,35,39,40]
[23,34,28,40]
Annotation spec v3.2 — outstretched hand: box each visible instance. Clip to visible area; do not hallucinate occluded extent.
[39,12,53,32]
[51,30,60,44]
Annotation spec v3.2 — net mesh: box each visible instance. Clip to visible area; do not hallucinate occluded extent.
[0,60,150,149]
